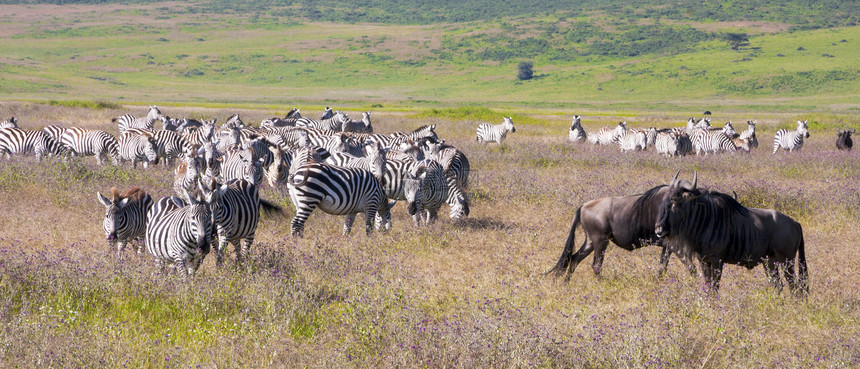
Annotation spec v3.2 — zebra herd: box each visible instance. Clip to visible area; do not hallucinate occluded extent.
[1,106,473,276]
[569,115,812,155]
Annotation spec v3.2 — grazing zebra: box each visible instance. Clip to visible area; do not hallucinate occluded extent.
[476,117,516,144]
[118,133,158,169]
[588,121,627,145]
[61,128,120,166]
[739,120,758,149]
[0,117,17,129]
[617,130,647,152]
[568,115,587,143]
[125,128,193,166]
[210,179,284,266]
[0,128,61,160]
[443,172,470,220]
[773,120,810,154]
[296,111,350,131]
[343,111,374,133]
[287,148,390,236]
[403,159,447,226]
[221,147,265,186]
[97,187,153,254]
[173,154,202,198]
[113,106,165,134]
[145,189,216,277]
[692,128,737,155]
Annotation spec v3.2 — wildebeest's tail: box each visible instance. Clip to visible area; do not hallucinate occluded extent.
[797,233,809,295]
[548,206,582,278]
[260,198,287,218]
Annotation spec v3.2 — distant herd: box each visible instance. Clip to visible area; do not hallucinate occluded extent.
[0,106,853,295]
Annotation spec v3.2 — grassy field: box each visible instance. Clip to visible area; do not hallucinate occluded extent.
[0,4,858,113]
[0,101,857,367]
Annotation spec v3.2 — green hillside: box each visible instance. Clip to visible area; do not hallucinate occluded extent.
[0,1,857,112]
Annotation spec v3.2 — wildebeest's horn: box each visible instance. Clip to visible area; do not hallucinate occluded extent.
[852,128,856,133]
[691,171,697,190]
[671,169,680,183]
[732,191,738,200]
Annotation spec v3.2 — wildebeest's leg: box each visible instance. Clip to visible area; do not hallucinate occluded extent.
[658,245,671,276]
[590,236,610,276]
[763,259,784,292]
[782,259,799,294]
[702,261,724,294]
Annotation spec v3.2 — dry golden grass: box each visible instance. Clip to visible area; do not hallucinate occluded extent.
[0,102,857,367]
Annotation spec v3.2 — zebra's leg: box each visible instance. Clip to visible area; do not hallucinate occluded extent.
[427,208,439,225]
[343,214,356,235]
[116,240,126,254]
[291,203,318,237]
[239,237,253,265]
[215,231,228,267]
[364,208,376,236]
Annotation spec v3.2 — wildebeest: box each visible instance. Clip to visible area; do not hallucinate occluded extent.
[836,128,854,151]
[654,177,808,295]
[548,171,695,281]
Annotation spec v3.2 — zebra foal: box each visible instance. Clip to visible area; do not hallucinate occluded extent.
[97,187,153,254]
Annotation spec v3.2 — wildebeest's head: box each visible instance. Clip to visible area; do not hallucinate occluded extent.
[655,171,700,239]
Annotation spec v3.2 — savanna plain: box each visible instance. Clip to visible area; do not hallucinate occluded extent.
[0,102,857,368]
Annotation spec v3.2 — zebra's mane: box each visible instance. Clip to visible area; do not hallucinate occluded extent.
[412,125,435,133]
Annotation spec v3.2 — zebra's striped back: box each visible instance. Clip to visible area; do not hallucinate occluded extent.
[295,111,350,131]
[476,117,516,144]
[97,187,152,254]
[655,132,680,156]
[692,128,736,155]
[0,128,60,160]
[617,130,647,152]
[211,179,261,265]
[61,127,119,165]
[145,191,215,277]
[118,133,158,169]
[126,128,192,165]
[424,143,470,189]
[221,147,264,186]
[288,162,389,236]
[182,121,216,148]
[773,120,810,154]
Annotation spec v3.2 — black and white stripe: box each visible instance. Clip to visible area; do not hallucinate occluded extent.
[125,128,192,166]
[145,190,216,277]
[287,152,390,236]
[739,120,758,149]
[0,117,18,129]
[617,129,647,152]
[0,127,61,160]
[476,117,516,144]
[113,106,165,134]
[568,115,586,143]
[118,133,158,169]
[97,187,152,254]
[173,154,202,198]
[343,111,374,133]
[221,147,265,186]
[210,179,283,265]
[692,128,737,155]
[402,159,448,226]
[773,120,810,154]
[422,140,470,189]
[588,122,626,145]
[296,111,350,131]
[61,127,120,166]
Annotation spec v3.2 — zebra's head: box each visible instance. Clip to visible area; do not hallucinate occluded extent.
[148,106,165,122]
[364,140,386,180]
[224,114,244,129]
[143,136,158,163]
[797,120,810,138]
[722,121,738,138]
[238,147,265,186]
[503,117,516,133]
[286,108,301,119]
[321,107,334,120]
[265,146,290,187]
[420,138,443,158]
[97,188,129,242]
[163,117,180,131]
[403,176,424,216]
[570,115,582,130]
[0,117,18,129]
[183,187,216,253]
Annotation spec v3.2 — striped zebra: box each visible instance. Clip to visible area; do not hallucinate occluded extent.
[113,106,165,134]
[264,146,291,187]
[0,127,61,160]
[296,111,350,131]
[443,172,470,220]
[61,128,120,166]
[221,147,265,186]
[118,133,158,169]
[422,139,470,188]
[181,120,216,149]
[0,117,18,129]
[324,140,387,181]
[568,115,587,143]
[343,112,374,133]
[686,117,711,132]
[617,130,647,152]
[588,121,627,145]
[376,155,469,226]
[145,190,216,277]
[197,141,222,184]
[353,125,439,149]
[692,128,737,155]
[97,187,153,254]
[210,179,284,266]
[476,117,516,144]
[173,154,202,198]
[320,107,334,120]
[655,131,680,156]
[125,128,192,166]
[223,113,245,129]
[403,159,447,226]
[739,120,758,149]
[773,120,810,154]
[287,148,390,236]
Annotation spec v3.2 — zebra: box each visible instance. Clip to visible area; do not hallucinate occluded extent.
[773,120,810,154]
[223,113,245,130]
[296,111,350,131]
[402,159,448,226]
[739,120,758,149]
[0,117,18,129]
[61,128,120,166]
[97,187,153,254]
[113,106,165,134]
[210,178,284,266]
[145,189,216,277]
[655,131,681,156]
[221,146,265,186]
[264,146,291,187]
[716,121,738,138]
[324,140,387,182]
[181,119,216,148]
[476,117,516,144]
[0,127,61,160]
[353,125,439,149]
[422,139,470,188]
[443,172,470,220]
[692,128,737,155]
[287,147,391,236]
[343,111,374,133]
[118,133,158,169]
[588,121,627,145]
[124,128,193,166]
[387,139,425,162]
[320,107,334,120]
[686,117,711,132]
[173,154,202,198]
[568,115,586,143]
[617,130,647,152]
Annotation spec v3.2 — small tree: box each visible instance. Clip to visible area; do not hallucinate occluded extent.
[517,61,534,81]
[722,32,750,50]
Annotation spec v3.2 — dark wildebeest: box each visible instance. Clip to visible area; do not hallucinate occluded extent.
[836,128,854,151]
[654,178,808,295]
[548,171,695,281]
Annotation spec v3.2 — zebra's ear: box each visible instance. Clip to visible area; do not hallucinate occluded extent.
[183,189,198,205]
[97,192,112,206]
[118,198,130,208]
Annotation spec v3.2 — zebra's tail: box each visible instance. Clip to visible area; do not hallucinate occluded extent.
[547,206,582,278]
[259,199,287,218]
